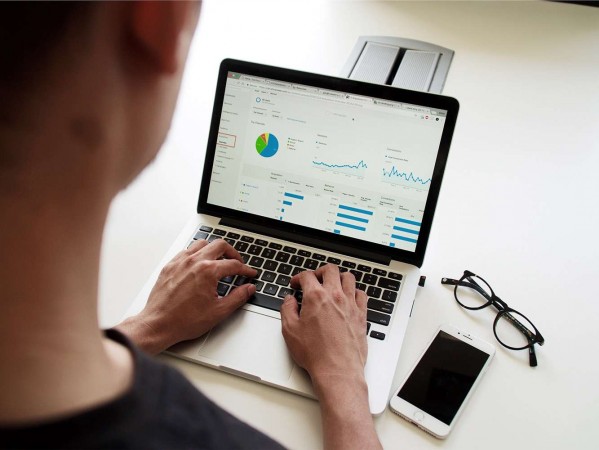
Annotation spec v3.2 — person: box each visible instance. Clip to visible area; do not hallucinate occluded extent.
[0,2,382,449]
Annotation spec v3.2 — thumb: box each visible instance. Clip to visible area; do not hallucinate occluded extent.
[220,284,255,314]
[280,295,299,331]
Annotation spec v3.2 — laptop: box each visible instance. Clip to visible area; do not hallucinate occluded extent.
[125,59,459,415]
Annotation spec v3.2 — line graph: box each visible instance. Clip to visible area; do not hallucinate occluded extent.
[312,159,368,170]
[312,159,367,178]
[381,165,431,187]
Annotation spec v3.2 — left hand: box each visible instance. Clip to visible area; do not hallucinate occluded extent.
[117,239,257,354]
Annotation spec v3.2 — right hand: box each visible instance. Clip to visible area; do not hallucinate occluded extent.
[280,264,368,383]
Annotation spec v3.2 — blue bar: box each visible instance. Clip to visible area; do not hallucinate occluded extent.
[335,221,366,232]
[392,234,418,244]
[283,200,292,206]
[336,213,369,223]
[395,217,421,226]
[279,216,283,220]
[339,205,373,216]
[393,225,419,235]
[281,209,285,213]
[334,229,341,234]
[390,243,395,248]
[284,192,304,200]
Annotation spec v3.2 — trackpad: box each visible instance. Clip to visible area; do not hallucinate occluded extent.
[197,309,294,382]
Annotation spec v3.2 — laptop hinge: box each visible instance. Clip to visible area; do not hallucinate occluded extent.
[220,218,392,266]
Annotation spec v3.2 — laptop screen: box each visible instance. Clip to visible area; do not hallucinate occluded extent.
[206,70,448,253]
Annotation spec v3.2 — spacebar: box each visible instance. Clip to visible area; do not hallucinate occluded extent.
[248,292,283,312]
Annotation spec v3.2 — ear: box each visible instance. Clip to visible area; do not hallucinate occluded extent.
[129,1,198,74]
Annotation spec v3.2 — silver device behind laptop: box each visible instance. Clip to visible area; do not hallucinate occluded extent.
[125,59,459,415]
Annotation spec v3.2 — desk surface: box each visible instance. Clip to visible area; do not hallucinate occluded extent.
[99,1,599,449]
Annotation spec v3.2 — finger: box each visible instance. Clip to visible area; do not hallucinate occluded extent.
[280,295,299,333]
[220,284,256,315]
[313,263,341,289]
[201,239,243,262]
[186,239,209,254]
[212,259,257,279]
[290,269,322,291]
[355,288,367,314]
[340,271,356,298]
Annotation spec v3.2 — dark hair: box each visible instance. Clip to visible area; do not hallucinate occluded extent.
[0,2,88,86]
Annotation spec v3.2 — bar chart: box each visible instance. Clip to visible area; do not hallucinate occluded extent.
[334,204,374,234]
[389,216,421,248]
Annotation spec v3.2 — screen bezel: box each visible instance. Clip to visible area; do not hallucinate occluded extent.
[198,59,459,267]
[390,325,495,438]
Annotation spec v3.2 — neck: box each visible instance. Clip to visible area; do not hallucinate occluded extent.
[0,128,133,426]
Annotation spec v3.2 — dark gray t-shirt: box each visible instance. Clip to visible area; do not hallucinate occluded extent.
[0,330,285,449]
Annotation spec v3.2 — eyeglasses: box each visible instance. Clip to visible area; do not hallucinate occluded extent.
[441,270,545,367]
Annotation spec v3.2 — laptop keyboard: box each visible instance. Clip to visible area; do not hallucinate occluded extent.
[190,225,404,341]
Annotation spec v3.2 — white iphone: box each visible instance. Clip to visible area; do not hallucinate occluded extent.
[389,324,495,439]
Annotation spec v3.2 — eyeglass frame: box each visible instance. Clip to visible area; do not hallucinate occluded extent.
[441,270,545,367]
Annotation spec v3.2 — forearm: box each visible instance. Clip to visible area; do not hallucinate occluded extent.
[313,372,382,450]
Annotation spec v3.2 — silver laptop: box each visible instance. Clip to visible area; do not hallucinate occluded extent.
[125,59,459,415]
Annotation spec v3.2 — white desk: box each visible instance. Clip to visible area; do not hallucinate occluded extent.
[99,1,599,449]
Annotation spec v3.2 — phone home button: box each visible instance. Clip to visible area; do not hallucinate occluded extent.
[413,410,425,422]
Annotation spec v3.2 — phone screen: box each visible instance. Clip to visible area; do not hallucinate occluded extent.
[397,330,490,425]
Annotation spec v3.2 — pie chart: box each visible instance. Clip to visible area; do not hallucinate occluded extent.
[256,133,279,158]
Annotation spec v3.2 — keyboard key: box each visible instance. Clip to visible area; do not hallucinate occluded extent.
[251,280,264,292]
[234,241,249,252]
[277,263,292,275]
[224,238,235,246]
[283,246,297,254]
[275,274,291,286]
[295,290,303,302]
[263,260,278,271]
[213,229,227,236]
[193,231,209,240]
[253,269,262,280]
[373,268,387,276]
[367,322,371,333]
[303,259,319,270]
[358,264,372,273]
[199,225,213,232]
[363,274,378,285]
[234,276,249,286]
[241,235,254,243]
[261,248,276,259]
[298,250,311,257]
[249,256,264,267]
[356,282,367,291]
[312,253,326,261]
[263,283,279,296]
[248,245,262,255]
[339,267,348,273]
[275,252,291,263]
[382,290,398,303]
[207,235,221,242]
[327,257,341,265]
[217,283,229,297]
[248,292,283,312]
[292,267,304,276]
[349,270,363,282]
[370,331,386,340]
[367,286,382,298]
[277,287,294,298]
[220,275,234,284]
[367,310,390,326]
[368,299,394,314]
[269,242,283,250]
[261,271,277,283]
[377,278,401,291]
[290,255,305,266]
[389,272,403,281]
[227,232,241,240]
[341,260,356,269]
[255,239,268,246]
[240,253,250,264]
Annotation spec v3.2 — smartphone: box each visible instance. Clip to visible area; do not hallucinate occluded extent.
[389,324,495,439]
